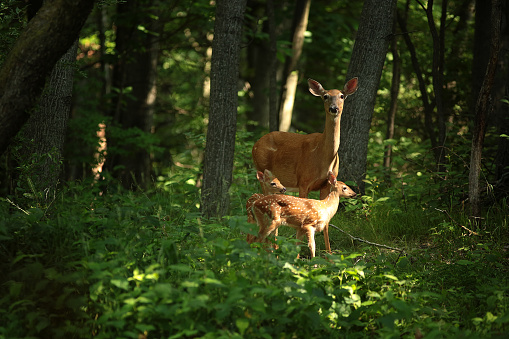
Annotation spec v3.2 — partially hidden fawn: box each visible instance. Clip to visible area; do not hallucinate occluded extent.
[245,169,286,244]
[248,171,356,258]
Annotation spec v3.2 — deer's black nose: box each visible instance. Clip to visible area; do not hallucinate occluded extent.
[329,106,338,113]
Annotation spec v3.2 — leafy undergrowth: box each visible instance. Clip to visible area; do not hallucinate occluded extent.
[0,183,507,338]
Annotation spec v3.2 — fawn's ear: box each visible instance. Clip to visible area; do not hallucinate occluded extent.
[327,171,337,185]
[263,169,274,178]
[256,171,264,182]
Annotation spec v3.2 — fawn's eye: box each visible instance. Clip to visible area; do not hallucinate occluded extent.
[271,182,277,187]
[340,94,344,99]
[323,94,329,101]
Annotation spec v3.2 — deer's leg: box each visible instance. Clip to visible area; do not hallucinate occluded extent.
[296,225,316,258]
[323,223,331,254]
[302,225,316,258]
[252,204,281,244]
[270,203,280,249]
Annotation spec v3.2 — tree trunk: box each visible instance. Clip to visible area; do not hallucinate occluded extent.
[278,0,311,132]
[469,0,502,220]
[245,3,271,130]
[104,0,160,189]
[201,0,247,218]
[0,0,95,156]
[420,0,448,169]
[17,40,78,201]
[384,16,401,172]
[338,0,396,194]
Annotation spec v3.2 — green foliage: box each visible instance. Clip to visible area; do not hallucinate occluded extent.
[1,166,507,338]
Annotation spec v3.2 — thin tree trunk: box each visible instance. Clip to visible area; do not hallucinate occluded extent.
[469,0,501,220]
[418,0,448,169]
[384,16,401,172]
[397,3,439,158]
[201,0,247,218]
[267,0,278,132]
[278,0,311,132]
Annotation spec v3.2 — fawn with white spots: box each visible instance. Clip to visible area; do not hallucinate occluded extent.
[245,170,286,243]
[248,171,356,258]
[252,78,358,200]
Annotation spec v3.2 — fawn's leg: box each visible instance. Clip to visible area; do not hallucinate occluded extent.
[296,225,316,258]
[323,223,331,254]
[302,225,316,258]
[252,204,281,244]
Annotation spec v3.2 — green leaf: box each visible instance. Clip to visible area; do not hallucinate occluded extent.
[236,318,249,335]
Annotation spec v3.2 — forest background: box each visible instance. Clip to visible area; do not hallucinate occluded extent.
[0,0,508,338]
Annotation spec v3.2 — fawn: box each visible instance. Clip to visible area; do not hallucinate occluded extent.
[246,169,286,243]
[248,171,356,258]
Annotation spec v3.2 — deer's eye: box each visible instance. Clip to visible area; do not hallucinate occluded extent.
[323,94,329,101]
[340,94,344,99]
[270,182,277,187]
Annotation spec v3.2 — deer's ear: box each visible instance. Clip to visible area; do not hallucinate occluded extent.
[343,77,358,96]
[308,79,325,97]
[327,171,337,185]
[256,171,264,182]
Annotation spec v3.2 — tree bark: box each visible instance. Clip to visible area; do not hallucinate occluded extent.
[278,0,311,132]
[201,0,247,218]
[338,0,396,194]
[469,0,502,220]
[17,40,78,200]
[0,0,95,156]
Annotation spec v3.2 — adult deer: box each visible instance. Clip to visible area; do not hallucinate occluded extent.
[248,171,356,258]
[252,77,358,199]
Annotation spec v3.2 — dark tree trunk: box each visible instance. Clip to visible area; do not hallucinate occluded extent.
[17,40,78,201]
[245,1,271,129]
[469,0,501,220]
[278,0,311,132]
[0,0,95,156]
[201,0,247,218]
[104,0,160,189]
[338,0,396,194]
[420,0,448,169]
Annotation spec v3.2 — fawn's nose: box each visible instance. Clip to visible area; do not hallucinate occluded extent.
[329,105,338,114]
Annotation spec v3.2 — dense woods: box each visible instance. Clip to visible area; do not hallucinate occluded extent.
[0,0,507,337]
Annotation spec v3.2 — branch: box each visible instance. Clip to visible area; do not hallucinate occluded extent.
[329,223,404,252]
[434,208,480,236]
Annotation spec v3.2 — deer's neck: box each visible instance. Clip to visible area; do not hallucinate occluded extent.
[318,189,340,219]
[321,113,342,158]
